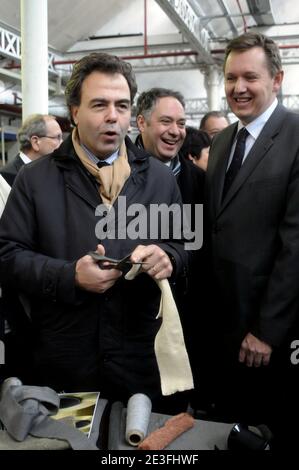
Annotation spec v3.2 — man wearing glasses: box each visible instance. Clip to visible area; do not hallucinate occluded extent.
[0,113,63,186]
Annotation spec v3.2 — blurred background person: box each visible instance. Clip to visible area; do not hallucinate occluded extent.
[0,175,10,216]
[0,113,63,186]
[0,174,10,383]
[180,127,211,172]
[200,111,229,139]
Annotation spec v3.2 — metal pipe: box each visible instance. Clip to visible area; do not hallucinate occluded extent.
[52,50,198,66]
[144,0,148,56]
[5,44,299,69]
[210,43,299,55]
[1,117,6,166]
[236,0,247,33]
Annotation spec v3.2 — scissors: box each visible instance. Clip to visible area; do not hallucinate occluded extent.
[88,251,147,273]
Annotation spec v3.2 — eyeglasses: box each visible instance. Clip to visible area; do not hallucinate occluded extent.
[37,135,63,142]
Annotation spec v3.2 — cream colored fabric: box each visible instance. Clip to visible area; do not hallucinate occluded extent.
[72,129,131,206]
[0,175,10,217]
[125,266,194,396]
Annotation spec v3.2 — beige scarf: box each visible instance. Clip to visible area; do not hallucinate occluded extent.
[72,128,131,206]
[126,266,194,396]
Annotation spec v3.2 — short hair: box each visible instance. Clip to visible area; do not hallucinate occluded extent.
[200,111,229,130]
[65,52,137,124]
[224,32,282,77]
[18,114,56,151]
[180,127,211,161]
[136,88,185,121]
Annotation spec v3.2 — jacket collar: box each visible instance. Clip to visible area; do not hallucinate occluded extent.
[53,134,149,168]
[213,104,288,217]
[51,134,151,209]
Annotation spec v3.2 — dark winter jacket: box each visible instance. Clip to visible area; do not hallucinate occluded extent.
[0,135,188,400]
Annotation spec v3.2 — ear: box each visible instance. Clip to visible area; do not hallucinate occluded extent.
[71,106,79,126]
[273,70,284,94]
[136,114,146,132]
[188,154,195,164]
[30,136,40,152]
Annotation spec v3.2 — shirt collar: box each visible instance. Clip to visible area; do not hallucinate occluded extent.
[239,98,278,140]
[19,151,32,164]
[135,133,181,175]
[81,144,119,166]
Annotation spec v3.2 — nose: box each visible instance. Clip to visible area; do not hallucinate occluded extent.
[105,105,118,122]
[168,123,180,136]
[234,77,247,93]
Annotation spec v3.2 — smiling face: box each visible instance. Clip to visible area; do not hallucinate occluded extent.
[137,96,186,162]
[224,47,283,125]
[71,71,131,158]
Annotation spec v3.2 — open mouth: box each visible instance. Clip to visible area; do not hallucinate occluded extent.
[234,97,251,104]
[161,138,179,147]
[104,131,118,137]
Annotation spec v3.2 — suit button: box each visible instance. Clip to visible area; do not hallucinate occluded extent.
[45,283,53,293]
[212,224,219,234]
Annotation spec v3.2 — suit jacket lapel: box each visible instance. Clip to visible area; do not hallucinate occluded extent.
[217,104,287,216]
[210,124,237,215]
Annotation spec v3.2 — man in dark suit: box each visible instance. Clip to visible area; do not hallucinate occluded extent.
[0,113,62,186]
[135,88,205,408]
[205,32,299,448]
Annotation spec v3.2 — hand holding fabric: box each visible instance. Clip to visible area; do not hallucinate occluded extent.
[130,244,173,280]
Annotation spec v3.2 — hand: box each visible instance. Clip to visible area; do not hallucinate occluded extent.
[75,244,122,293]
[239,332,272,367]
[130,244,173,280]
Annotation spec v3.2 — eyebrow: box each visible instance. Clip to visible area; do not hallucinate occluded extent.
[89,98,131,105]
[159,115,186,121]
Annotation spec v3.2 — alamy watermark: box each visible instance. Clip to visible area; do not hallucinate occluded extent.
[94,196,203,250]
[290,339,299,365]
[0,340,4,365]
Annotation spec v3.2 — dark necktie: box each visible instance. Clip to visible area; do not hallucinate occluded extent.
[97,160,110,169]
[222,127,249,199]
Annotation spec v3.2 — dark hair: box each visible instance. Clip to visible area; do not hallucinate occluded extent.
[136,87,185,120]
[18,114,57,151]
[180,127,211,161]
[224,32,282,77]
[200,111,229,130]
[65,52,137,123]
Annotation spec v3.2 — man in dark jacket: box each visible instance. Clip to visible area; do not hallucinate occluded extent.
[0,115,63,383]
[135,88,205,205]
[135,88,205,407]
[0,53,189,412]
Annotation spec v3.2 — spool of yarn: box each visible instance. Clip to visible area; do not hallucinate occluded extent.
[125,393,152,446]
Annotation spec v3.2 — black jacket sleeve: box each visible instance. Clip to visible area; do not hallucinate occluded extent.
[0,168,79,305]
